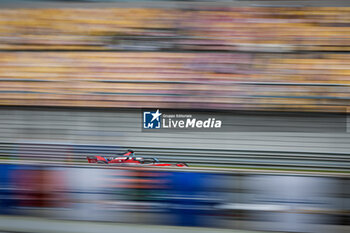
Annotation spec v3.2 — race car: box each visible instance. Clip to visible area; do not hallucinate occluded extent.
[86,149,188,167]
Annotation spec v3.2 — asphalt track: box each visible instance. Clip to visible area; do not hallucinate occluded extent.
[0,215,264,233]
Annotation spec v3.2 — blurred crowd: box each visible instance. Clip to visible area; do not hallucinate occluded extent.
[0,7,349,111]
[0,164,348,232]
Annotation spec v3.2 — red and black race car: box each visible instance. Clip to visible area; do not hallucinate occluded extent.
[87,149,187,167]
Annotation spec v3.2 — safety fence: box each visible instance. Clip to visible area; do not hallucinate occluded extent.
[0,142,349,171]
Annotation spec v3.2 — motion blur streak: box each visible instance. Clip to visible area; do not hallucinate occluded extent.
[0,1,349,233]
[0,7,349,111]
[0,164,349,233]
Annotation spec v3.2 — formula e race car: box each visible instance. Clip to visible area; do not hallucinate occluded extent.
[86,149,188,167]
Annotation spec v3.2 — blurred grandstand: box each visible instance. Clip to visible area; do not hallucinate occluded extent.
[0,7,349,111]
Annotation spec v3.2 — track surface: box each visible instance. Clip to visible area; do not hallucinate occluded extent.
[0,215,262,233]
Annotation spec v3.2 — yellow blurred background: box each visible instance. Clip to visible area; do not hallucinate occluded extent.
[0,7,349,111]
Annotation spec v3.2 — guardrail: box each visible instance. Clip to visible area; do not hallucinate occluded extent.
[0,142,349,171]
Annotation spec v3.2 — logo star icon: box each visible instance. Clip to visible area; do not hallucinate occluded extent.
[151,109,162,122]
